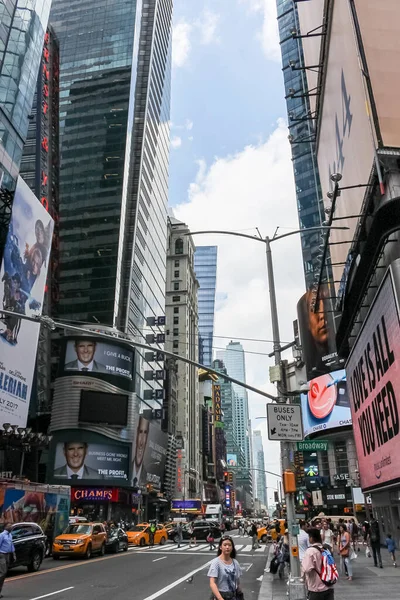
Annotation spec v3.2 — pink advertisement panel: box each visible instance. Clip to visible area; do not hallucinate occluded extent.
[346,265,400,491]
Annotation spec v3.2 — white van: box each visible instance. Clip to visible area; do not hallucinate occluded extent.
[205,504,223,524]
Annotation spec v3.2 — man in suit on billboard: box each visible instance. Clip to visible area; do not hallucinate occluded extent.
[65,339,107,373]
[54,442,104,480]
[132,417,149,487]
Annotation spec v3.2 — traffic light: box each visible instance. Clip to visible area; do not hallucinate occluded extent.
[228,472,233,483]
[223,471,228,482]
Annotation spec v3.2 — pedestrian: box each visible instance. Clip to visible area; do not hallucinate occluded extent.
[207,525,216,551]
[278,531,290,580]
[368,517,383,568]
[338,523,353,581]
[176,521,183,548]
[149,521,156,546]
[321,522,333,552]
[251,522,260,549]
[208,536,243,600]
[188,521,196,547]
[302,527,336,600]
[238,520,243,536]
[0,523,16,597]
[298,520,309,563]
[220,521,226,535]
[349,518,359,551]
[385,533,396,567]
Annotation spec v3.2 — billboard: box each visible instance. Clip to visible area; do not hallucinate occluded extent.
[79,390,128,427]
[227,454,237,467]
[132,416,167,490]
[301,369,352,437]
[63,338,133,380]
[53,441,129,481]
[297,285,338,380]
[0,177,54,427]
[346,262,400,491]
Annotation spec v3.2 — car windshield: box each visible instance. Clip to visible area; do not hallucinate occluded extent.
[64,525,91,535]
[128,526,146,532]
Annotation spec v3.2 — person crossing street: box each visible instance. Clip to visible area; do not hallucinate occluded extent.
[0,523,16,598]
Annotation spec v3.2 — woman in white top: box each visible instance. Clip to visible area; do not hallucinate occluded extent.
[321,521,333,550]
[208,536,243,600]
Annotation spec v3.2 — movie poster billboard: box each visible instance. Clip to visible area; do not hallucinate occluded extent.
[53,441,129,481]
[63,338,133,380]
[346,262,400,492]
[227,454,237,466]
[297,284,339,381]
[301,369,352,437]
[132,416,167,490]
[0,177,54,427]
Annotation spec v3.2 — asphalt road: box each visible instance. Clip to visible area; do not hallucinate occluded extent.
[4,533,268,600]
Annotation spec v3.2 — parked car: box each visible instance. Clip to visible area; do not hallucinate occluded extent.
[4,522,47,572]
[167,520,220,543]
[126,523,168,546]
[52,522,107,559]
[105,527,129,553]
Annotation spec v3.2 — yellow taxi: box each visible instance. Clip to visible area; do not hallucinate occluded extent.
[53,522,107,559]
[258,519,286,543]
[126,523,168,546]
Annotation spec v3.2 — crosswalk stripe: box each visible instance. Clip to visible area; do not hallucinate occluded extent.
[242,545,253,552]
[235,545,244,551]
[255,547,265,552]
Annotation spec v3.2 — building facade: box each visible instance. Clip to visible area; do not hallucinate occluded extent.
[165,218,200,497]
[252,430,267,508]
[194,246,217,366]
[0,0,51,190]
[50,0,172,413]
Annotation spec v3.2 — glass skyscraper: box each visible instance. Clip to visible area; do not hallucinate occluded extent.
[0,0,51,189]
[194,246,217,366]
[276,0,324,288]
[252,430,267,507]
[50,0,172,408]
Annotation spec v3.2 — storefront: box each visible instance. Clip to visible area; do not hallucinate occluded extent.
[70,487,133,524]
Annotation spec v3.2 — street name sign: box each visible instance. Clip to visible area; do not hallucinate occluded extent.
[267,403,304,441]
[296,440,329,452]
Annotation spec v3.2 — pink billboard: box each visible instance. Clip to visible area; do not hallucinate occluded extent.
[346,262,400,491]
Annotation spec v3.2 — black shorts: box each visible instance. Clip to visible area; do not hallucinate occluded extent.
[308,589,334,600]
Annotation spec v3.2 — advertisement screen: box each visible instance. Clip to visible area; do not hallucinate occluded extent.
[63,338,133,380]
[132,417,168,490]
[0,177,54,427]
[297,285,338,381]
[347,264,400,491]
[301,369,352,437]
[79,390,128,427]
[53,442,129,481]
[227,454,237,467]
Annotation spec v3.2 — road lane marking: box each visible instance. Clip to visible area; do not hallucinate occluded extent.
[153,557,167,562]
[30,587,74,600]
[141,560,212,600]
[242,545,253,552]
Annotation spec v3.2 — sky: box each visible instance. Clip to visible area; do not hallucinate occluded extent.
[169,0,306,505]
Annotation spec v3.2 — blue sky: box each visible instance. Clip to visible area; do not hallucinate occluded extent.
[169,0,306,500]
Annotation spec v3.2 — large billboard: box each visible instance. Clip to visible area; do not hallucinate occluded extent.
[227,454,237,467]
[53,441,129,482]
[132,416,168,490]
[0,177,53,427]
[301,369,352,437]
[63,338,133,380]
[347,261,400,491]
[297,285,338,381]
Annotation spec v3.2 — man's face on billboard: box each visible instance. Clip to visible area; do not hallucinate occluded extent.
[75,341,96,365]
[64,443,87,471]
[135,419,149,467]
[308,295,328,345]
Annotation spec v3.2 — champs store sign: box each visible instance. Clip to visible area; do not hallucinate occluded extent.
[72,488,118,502]
[347,264,400,491]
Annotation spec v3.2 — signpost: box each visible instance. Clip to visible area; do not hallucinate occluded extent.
[267,404,304,441]
[297,441,329,452]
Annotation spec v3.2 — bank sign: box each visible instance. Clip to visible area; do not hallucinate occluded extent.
[346,262,400,491]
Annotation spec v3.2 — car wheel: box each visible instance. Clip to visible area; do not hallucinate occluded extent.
[113,541,119,553]
[84,544,92,559]
[100,544,105,556]
[52,554,60,560]
[28,551,42,573]
[261,535,267,543]
[139,538,145,547]
[123,543,128,552]
[160,537,166,545]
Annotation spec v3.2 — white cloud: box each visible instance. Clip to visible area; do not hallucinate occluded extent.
[185,119,194,131]
[174,119,305,486]
[197,9,220,45]
[172,21,193,68]
[171,136,182,149]
[241,0,281,62]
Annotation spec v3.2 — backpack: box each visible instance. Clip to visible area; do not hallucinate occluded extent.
[318,546,339,586]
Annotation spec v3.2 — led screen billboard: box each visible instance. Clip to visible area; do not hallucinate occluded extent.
[79,390,128,427]
[227,454,237,467]
[301,369,352,437]
[132,417,168,490]
[63,338,133,380]
[346,262,400,491]
[0,177,53,427]
[53,441,129,481]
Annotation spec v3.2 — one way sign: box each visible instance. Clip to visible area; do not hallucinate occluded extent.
[266,403,304,441]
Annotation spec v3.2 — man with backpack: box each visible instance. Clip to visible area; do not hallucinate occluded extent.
[368,517,383,568]
[302,527,338,600]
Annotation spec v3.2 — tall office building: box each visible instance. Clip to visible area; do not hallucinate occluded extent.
[0,0,51,191]
[194,246,217,366]
[252,430,267,507]
[50,0,173,408]
[276,0,325,288]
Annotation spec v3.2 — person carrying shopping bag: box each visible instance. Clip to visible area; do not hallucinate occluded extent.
[207,525,216,551]
[338,524,353,581]
[208,536,243,600]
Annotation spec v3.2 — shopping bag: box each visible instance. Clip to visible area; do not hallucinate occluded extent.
[349,548,357,561]
[365,546,371,558]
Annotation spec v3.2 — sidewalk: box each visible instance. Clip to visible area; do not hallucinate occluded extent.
[258,546,400,600]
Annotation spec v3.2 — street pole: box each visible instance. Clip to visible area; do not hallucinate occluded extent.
[265,237,301,586]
